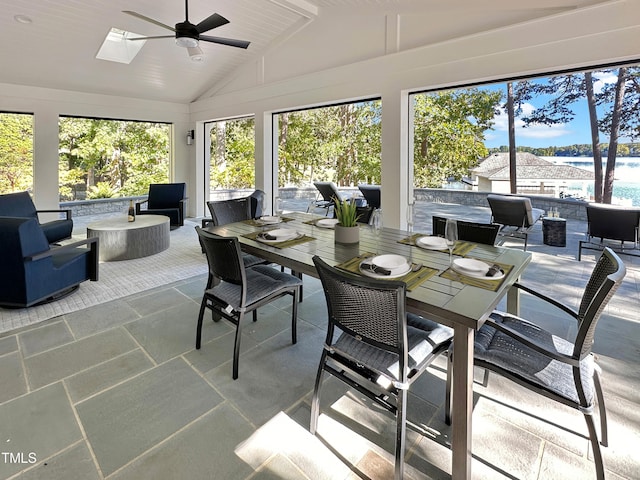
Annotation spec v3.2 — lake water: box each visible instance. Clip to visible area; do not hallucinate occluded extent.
[542,156,640,206]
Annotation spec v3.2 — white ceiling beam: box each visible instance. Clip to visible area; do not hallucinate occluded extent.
[267,0,319,19]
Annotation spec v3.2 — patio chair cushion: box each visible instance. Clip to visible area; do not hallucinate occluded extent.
[475,311,595,405]
[333,313,452,380]
[487,194,544,228]
[0,191,73,244]
[206,265,302,308]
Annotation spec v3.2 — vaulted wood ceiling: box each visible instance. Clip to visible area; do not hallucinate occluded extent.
[0,0,605,104]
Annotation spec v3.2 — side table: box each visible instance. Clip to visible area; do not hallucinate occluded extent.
[542,217,566,247]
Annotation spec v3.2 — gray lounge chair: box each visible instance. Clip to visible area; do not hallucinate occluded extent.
[487,194,544,250]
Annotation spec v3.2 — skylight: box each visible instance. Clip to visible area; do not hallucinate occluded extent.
[96,28,146,64]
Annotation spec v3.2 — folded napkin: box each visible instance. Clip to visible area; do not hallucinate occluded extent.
[485,264,502,277]
[360,262,391,275]
[258,232,278,240]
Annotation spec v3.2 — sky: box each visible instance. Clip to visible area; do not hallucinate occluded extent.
[480,72,620,149]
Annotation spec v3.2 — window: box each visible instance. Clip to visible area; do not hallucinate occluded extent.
[58,117,171,201]
[207,116,256,196]
[0,112,33,194]
[275,99,381,212]
[410,62,640,206]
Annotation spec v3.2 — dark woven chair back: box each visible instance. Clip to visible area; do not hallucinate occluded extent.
[358,184,381,209]
[207,198,251,226]
[432,216,500,245]
[313,256,406,361]
[575,248,625,359]
[196,227,245,289]
[249,190,265,219]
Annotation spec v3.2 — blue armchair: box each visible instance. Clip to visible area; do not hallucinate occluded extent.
[0,217,99,308]
[136,183,187,228]
[0,191,73,244]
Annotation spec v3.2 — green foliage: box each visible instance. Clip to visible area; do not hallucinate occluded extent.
[87,181,117,199]
[332,197,360,227]
[0,113,33,194]
[413,89,502,187]
[209,117,256,189]
[278,100,382,187]
[58,117,170,200]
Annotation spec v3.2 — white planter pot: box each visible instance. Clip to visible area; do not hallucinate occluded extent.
[334,224,359,244]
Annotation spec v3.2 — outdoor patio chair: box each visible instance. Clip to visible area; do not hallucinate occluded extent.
[0,217,98,308]
[310,181,349,216]
[0,190,73,244]
[358,184,381,209]
[578,202,640,260]
[432,215,501,245]
[136,183,187,228]
[195,228,302,379]
[311,256,453,480]
[487,193,544,250]
[202,197,265,268]
[446,247,625,480]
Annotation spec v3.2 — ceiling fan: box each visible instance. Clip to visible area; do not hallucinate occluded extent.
[124,0,250,60]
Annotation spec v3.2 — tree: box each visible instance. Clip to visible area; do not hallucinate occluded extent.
[513,67,640,203]
[59,117,170,200]
[209,117,255,189]
[0,113,33,193]
[413,88,503,187]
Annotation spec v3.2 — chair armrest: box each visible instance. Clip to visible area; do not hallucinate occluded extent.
[37,209,72,220]
[483,316,580,366]
[135,200,148,214]
[27,237,99,281]
[513,282,579,321]
[201,218,214,228]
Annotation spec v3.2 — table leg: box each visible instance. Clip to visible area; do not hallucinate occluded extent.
[451,324,474,479]
[506,280,521,316]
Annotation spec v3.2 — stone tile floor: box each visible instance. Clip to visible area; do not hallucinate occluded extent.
[0,201,639,479]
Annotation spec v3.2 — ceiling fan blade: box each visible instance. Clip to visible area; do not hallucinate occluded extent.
[196,13,229,34]
[200,35,250,49]
[123,11,175,32]
[128,35,174,41]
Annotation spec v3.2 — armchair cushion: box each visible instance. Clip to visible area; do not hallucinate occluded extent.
[0,191,72,244]
[136,183,187,227]
[0,217,98,308]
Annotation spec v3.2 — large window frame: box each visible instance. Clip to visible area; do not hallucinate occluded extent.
[0,111,34,195]
[58,115,172,201]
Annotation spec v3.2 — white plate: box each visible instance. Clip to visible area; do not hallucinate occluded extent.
[453,258,487,273]
[359,260,411,279]
[257,216,280,225]
[416,236,448,250]
[316,218,340,229]
[452,258,505,280]
[255,228,300,244]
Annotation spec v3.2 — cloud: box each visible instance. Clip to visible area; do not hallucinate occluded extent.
[490,104,573,140]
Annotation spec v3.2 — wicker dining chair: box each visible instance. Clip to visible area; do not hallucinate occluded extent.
[201,197,265,269]
[195,228,302,379]
[432,215,501,246]
[311,256,453,480]
[447,247,625,479]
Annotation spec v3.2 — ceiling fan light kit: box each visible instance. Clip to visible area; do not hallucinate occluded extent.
[124,0,250,60]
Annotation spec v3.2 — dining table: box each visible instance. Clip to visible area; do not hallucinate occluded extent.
[203,211,532,480]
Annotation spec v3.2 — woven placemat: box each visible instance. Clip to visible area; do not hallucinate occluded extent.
[335,252,438,291]
[242,230,315,249]
[439,259,513,292]
[243,216,295,227]
[399,234,476,256]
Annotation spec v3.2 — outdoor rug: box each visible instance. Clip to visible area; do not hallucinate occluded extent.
[0,219,207,335]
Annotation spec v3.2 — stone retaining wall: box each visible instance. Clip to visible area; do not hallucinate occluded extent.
[61,196,146,217]
[63,188,589,221]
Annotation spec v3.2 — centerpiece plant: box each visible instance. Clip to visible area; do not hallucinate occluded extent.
[333,197,361,226]
[332,197,361,244]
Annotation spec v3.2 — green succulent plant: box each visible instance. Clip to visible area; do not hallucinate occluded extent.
[332,197,361,227]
